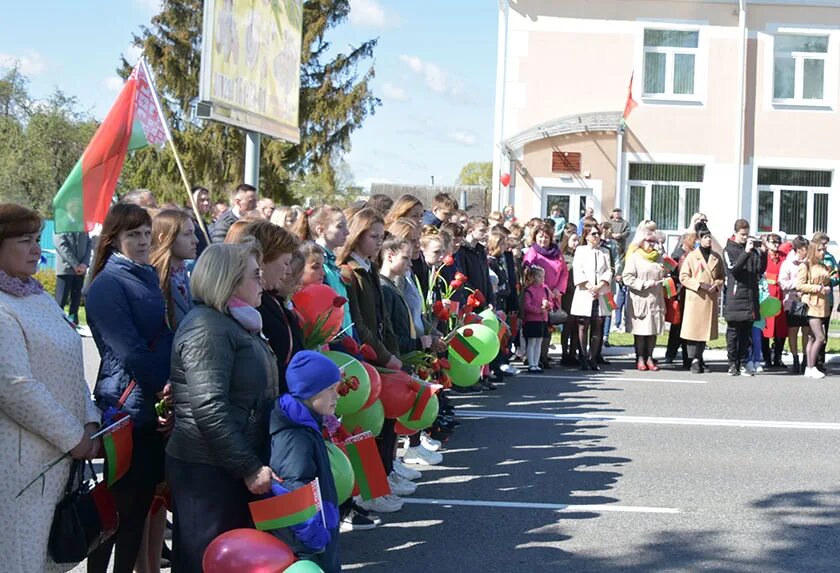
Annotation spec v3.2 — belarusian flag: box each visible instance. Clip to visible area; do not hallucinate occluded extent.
[601,291,618,311]
[343,432,390,501]
[250,479,323,531]
[102,415,133,487]
[407,382,439,422]
[53,58,170,232]
[662,256,679,273]
[450,331,479,363]
[663,277,679,299]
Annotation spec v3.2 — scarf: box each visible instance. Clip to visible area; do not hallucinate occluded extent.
[228,296,263,333]
[638,247,660,263]
[0,268,44,297]
[699,245,711,262]
[277,393,322,434]
[171,262,190,302]
[532,243,560,259]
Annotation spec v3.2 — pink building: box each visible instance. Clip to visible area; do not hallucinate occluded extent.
[493,0,840,245]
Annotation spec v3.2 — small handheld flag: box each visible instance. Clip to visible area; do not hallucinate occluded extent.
[601,291,619,311]
[102,415,133,487]
[250,479,323,531]
[662,256,678,273]
[342,432,391,501]
[663,277,678,299]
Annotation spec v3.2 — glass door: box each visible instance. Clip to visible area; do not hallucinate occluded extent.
[545,194,571,225]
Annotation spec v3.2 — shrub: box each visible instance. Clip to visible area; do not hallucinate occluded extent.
[34,269,57,296]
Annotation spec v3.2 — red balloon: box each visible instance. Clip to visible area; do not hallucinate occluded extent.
[292,284,345,338]
[395,421,419,436]
[360,362,382,410]
[500,173,511,187]
[378,370,416,419]
[202,529,295,573]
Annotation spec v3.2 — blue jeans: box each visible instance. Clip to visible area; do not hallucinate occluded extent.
[614,284,627,329]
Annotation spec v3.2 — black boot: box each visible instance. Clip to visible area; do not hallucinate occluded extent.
[789,354,800,374]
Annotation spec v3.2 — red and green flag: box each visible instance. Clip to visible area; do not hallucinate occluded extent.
[601,291,618,311]
[250,479,323,531]
[663,277,678,299]
[343,433,390,501]
[620,71,637,129]
[407,383,436,422]
[102,415,133,487]
[450,331,479,363]
[662,256,679,273]
[53,58,170,232]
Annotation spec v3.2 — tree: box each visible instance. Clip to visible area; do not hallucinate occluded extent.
[120,0,379,205]
[456,161,492,188]
[289,157,360,207]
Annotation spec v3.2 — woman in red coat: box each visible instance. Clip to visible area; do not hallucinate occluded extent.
[762,233,788,368]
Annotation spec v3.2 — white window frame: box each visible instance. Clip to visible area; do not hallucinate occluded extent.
[756,184,829,235]
[639,25,705,104]
[627,180,702,233]
[772,33,829,105]
[764,25,838,111]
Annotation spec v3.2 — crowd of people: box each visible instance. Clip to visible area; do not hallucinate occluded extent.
[1,185,837,573]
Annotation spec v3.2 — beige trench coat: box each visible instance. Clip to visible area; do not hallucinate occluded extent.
[622,250,666,336]
[679,249,725,341]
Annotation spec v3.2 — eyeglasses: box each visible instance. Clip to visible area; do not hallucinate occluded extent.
[590,232,600,237]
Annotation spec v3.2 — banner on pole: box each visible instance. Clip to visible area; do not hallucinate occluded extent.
[198,0,302,143]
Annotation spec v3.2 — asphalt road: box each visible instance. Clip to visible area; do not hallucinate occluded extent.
[75,340,840,572]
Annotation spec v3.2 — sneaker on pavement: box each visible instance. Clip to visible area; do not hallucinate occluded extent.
[403,445,443,466]
[754,362,764,373]
[340,510,378,532]
[388,472,417,496]
[356,495,403,513]
[727,364,740,376]
[420,433,441,452]
[499,363,519,376]
[741,364,754,376]
[351,502,381,525]
[393,458,422,481]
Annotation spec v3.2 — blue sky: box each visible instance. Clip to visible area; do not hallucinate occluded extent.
[0,0,499,189]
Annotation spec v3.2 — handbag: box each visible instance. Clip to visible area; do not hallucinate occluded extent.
[48,459,119,563]
[548,308,568,325]
[789,300,809,317]
[665,296,682,325]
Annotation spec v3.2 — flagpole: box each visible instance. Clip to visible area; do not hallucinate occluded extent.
[141,58,211,246]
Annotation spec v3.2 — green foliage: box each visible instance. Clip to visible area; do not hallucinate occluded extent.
[120,0,378,205]
[456,161,492,188]
[0,68,97,216]
[34,269,57,296]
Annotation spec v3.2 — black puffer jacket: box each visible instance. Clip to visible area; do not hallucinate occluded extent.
[166,304,279,479]
[722,238,767,322]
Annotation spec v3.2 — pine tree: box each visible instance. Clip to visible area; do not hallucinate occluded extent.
[121,0,379,205]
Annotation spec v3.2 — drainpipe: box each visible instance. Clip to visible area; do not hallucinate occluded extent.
[496,0,511,212]
[615,127,624,212]
[736,0,747,218]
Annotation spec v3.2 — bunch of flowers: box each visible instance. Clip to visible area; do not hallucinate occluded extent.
[401,351,454,388]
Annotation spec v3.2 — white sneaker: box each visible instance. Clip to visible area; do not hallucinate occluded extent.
[388,472,417,496]
[741,364,754,377]
[420,433,441,452]
[393,458,422,481]
[499,363,519,376]
[754,363,764,373]
[805,367,826,380]
[403,445,443,466]
[355,494,403,513]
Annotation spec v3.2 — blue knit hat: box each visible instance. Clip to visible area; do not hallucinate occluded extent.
[286,351,342,401]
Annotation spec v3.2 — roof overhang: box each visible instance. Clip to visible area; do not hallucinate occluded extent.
[500,111,622,156]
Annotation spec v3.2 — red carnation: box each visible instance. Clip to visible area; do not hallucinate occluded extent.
[360,344,377,362]
[443,254,455,266]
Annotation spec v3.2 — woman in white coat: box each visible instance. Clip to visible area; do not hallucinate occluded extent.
[0,204,100,573]
[570,223,613,370]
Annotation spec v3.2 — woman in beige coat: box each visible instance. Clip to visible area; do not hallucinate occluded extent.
[796,241,832,379]
[622,228,666,371]
[679,229,724,374]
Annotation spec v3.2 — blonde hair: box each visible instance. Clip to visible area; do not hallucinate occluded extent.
[227,220,300,263]
[293,205,344,241]
[270,206,301,229]
[630,220,657,248]
[191,244,261,313]
[150,209,193,329]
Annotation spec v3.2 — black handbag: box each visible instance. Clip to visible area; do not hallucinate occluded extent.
[48,459,119,563]
[789,300,809,318]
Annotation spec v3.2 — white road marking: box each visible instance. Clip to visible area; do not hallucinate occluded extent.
[403,497,681,514]
[533,374,707,384]
[458,410,840,430]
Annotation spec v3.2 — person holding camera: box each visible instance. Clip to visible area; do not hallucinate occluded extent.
[722,220,767,376]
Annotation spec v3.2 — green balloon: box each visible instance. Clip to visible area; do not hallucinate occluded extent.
[760,296,782,319]
[448,323,500,366]
[444,360,482,388]
[284,560,325,573]
[479,308,500,333]
[325,441,354,504]
[397,392,439,431]
[322,351,371,416]
[340,399,385,437]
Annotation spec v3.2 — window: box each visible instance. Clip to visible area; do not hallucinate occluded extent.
[643,29,699,97]
[627,163,704,231]
[756,168,832,235]
[773,34,829,102]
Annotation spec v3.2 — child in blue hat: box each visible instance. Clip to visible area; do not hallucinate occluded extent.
[268,351,342,572]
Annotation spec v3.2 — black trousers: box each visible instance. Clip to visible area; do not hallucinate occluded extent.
[88,430,165,573]
[55,273,84,322]
[377,419,397,475]
[665,322,688,364]
[726,320,753,366]
[166,456,253,573]
[817,315,830,369]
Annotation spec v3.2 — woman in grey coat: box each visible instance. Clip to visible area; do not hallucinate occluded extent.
[165,244,279,573]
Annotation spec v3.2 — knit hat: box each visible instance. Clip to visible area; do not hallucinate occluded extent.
[286,351,342,401]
